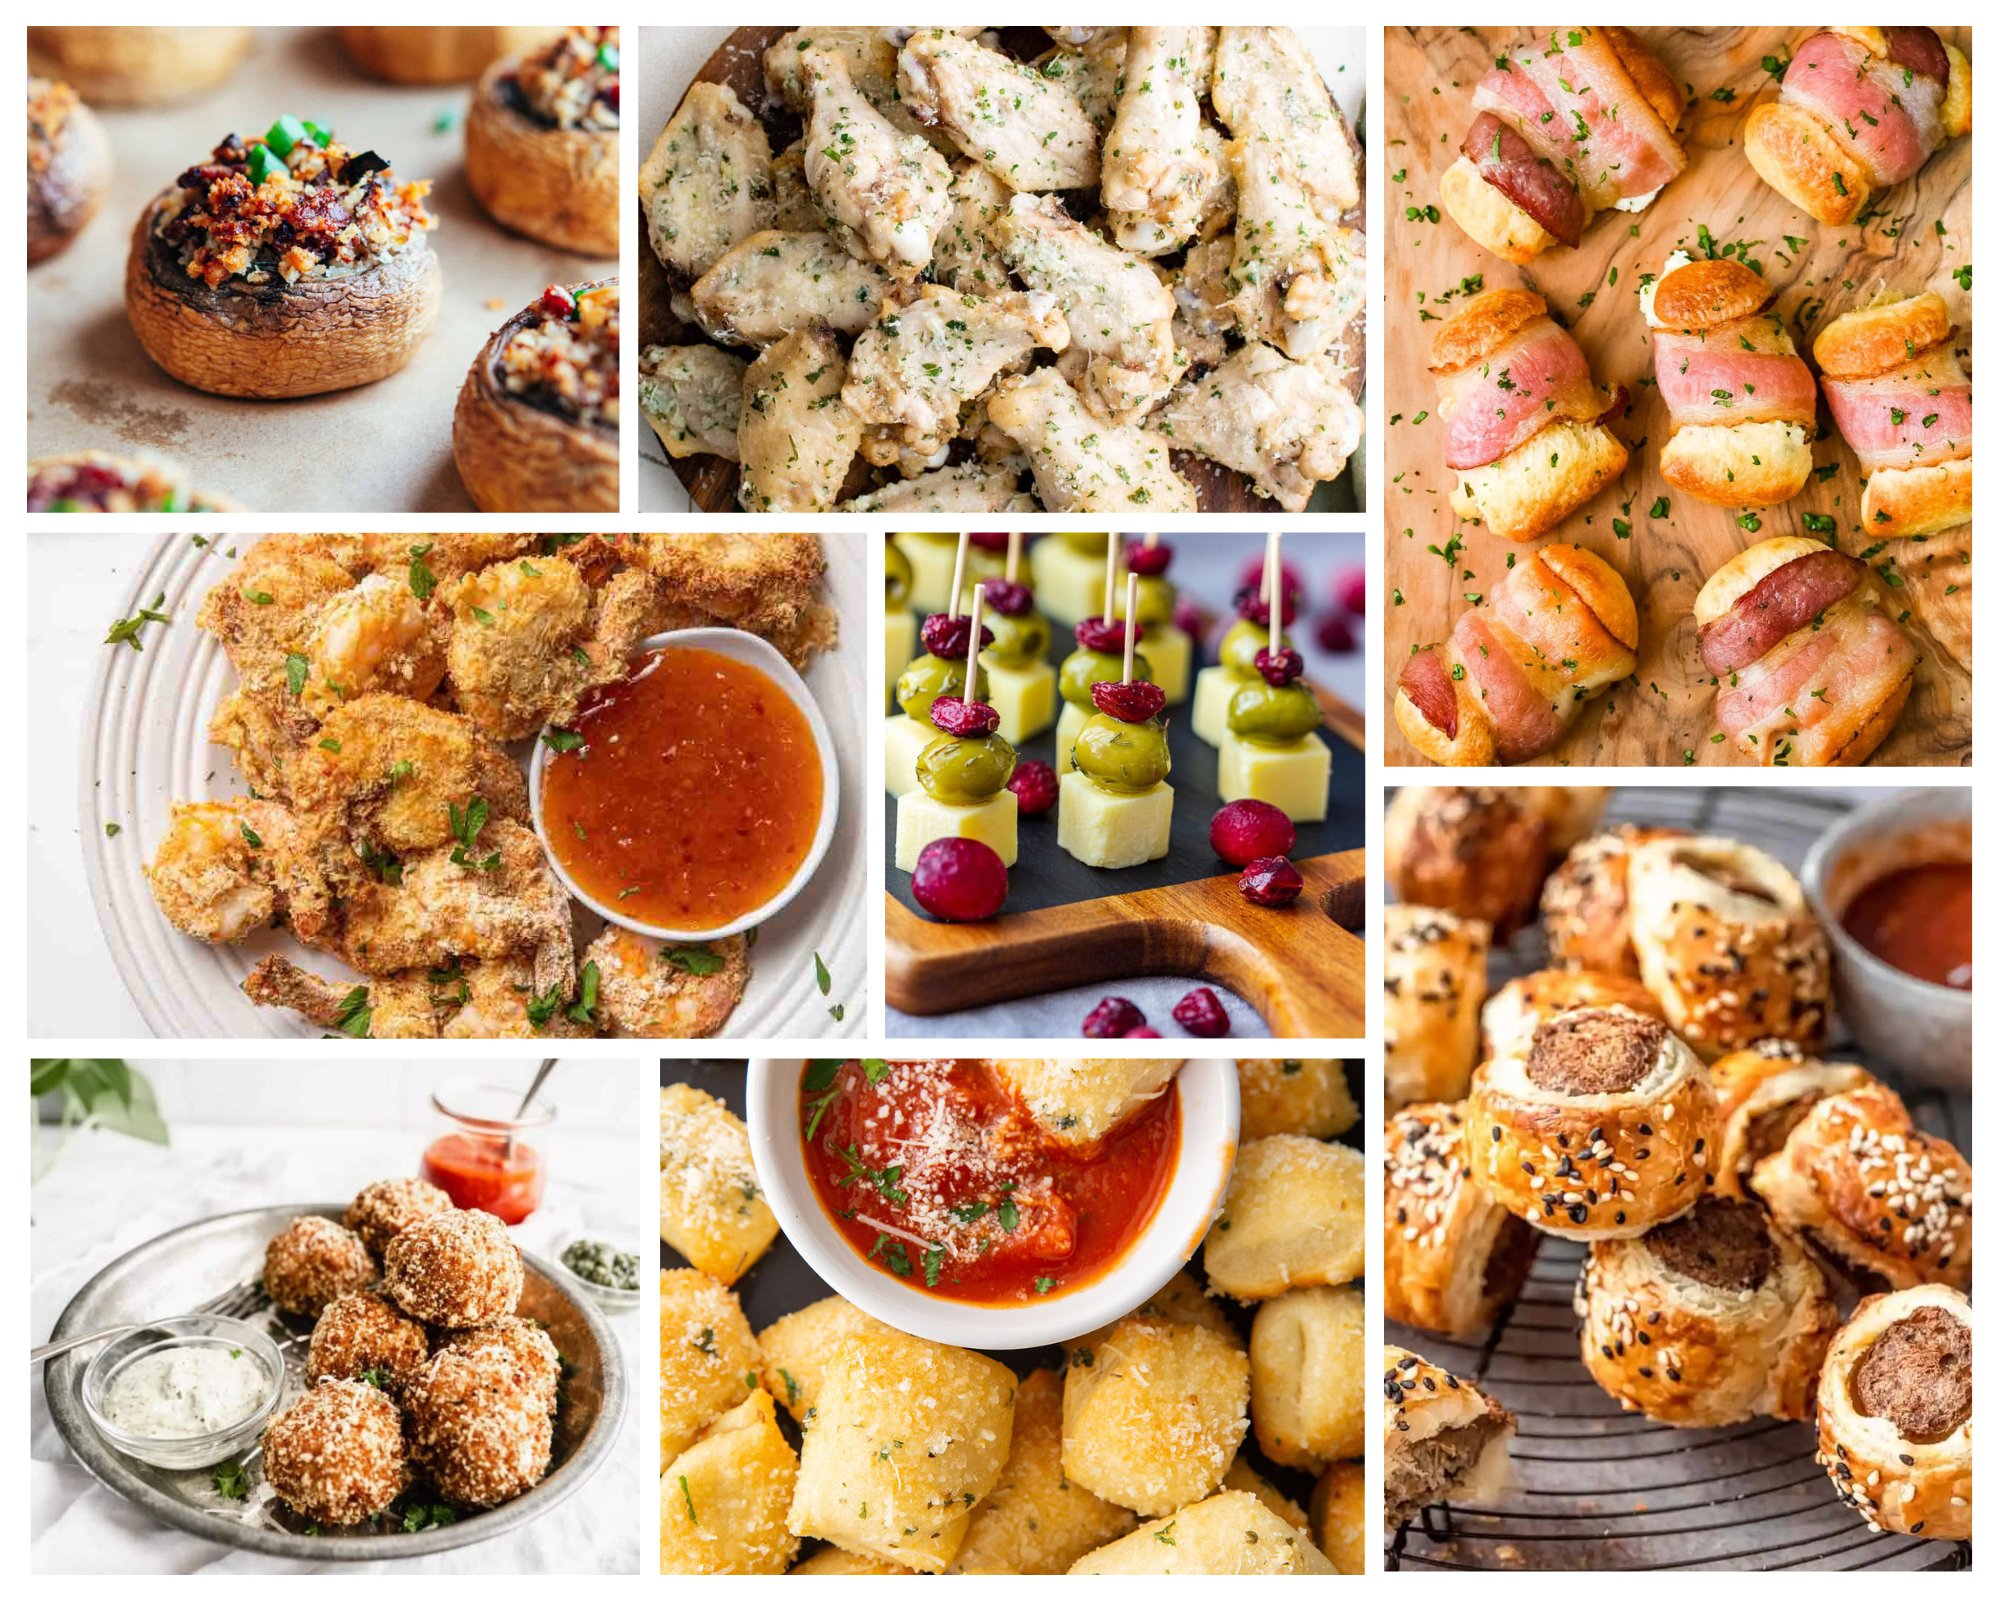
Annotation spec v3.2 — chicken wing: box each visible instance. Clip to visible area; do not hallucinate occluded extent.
[640,344,747,462]
[763,28,955,155]
[838,455,1036,512]
[801,46,954,275]
[736,326,864,512]
[242,952,593,1039]
[897,29,1101,193]
[987,367,1198,512]
[145,799,333,948]
[1227,138,1363,362]
[765,144,823,232]
[1211,27,1359,221]
[987,193,1178,423]
[1151,343,1363,511]
[1101,27,1220,256]
[843,284,1069,470]
[585,927,750,1039]
[640,82,773,284]
[931,161,1012,296]
[1031,38,1127,133]
[690,231,893,346]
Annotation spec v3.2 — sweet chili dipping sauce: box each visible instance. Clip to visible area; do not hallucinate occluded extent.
[798,1059,1179,1305]
[1841,860,1972,990]
[542,645,823,930]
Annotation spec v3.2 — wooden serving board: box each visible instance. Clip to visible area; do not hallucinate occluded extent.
[639,25,1365,514]
[1382,26,1972,767]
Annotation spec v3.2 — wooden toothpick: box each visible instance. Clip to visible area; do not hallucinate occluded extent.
[1144,530,1159,549]
[1102,534,1118,624]
[1122,574,1138,684]
[1265,529,1282,656]
[965,584,985,706]
[1006,529,1022,584]
[948,531,970,620]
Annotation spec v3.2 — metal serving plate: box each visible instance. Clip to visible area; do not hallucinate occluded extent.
[45,1203,627,1560]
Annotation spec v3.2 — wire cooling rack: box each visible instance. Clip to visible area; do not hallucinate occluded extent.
[1387,786,1971,1572]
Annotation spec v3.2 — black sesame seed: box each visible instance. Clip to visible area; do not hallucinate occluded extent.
[1615,1211,1626,1225]
[1567,1203,1589,1223]
[1492,1126,1502,1142]
[1638,1124,1654,1136]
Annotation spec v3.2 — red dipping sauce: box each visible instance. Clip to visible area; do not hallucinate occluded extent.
[421,1133,546,1223]
[798,1059,1179,1305]
[1841,860,1972,989]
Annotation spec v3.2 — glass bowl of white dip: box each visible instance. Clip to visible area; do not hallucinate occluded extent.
[80,1315,284,1470]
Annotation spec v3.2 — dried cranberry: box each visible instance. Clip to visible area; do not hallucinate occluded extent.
[1333,564,1366,617]
[1074,615,1136,652]
[1255,646,1305,686]
[1125,540,1173,576]
[1082,997,1146,1038]
[921,613,995,656]
[1230,586,1298,627]
[967,530,1012,549]
[1238,557,1305,616]
[1173,987,1231,1038]
[911,838,1008,922]
[538,284,578,321]
[1239,856,1304,907]
[927,696,1000,736]
[1210,800,1296,866]
[1008,759,1059,817]
[1090,679,1167,723]
[1173,596,1203,639]
[1315,612,1356,653]
[1124,1026,1162,1038]
[982,578,1033,616]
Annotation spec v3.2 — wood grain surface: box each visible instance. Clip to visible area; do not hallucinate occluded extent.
[1382,26,1972,767]
[640,25,1366,514]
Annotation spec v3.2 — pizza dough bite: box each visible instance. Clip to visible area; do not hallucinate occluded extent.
[1203,1136,1365,1299]
[1222,1457,1312,1533]
[790,1547,913,1574]
[1235,1057,1358,1140]
[1069,1268,1237,1349]
[1067,1490,1336,1574]
[990,1057,1182,1148]
[755,1293,888,1423]
[1310,1460,1366,1575]
[660,1083,778,1285]
[1249,1283,1366,1470]
[661,1268,762,1464]
[661,1390,800,1575]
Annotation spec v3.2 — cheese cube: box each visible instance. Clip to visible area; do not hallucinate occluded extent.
[1192,666,1251,747]
[1054,700,1089,778]
[1218,732,1330,822]
[884,712,937,797]
[892,532,961,615]
[885,607,915,712]
[1029,537,1124,626]
[1057,771,1173,869]
[1136,622,1193,705]
[895,788,1019,872]
[982,654,1057,744]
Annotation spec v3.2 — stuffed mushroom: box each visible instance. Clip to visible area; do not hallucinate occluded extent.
[465,26,619,256]
[338,25,556,86]
[124,117,441,399]
[27,76,112,264]
[453,279,619,512]
[27,449,239,512]
[26,26,251,107]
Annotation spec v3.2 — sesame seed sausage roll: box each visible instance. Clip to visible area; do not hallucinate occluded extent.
[1466,1005,1719,1241]
[1814,1285,1972,1541]
[1385,784,1565,940]
[1540,825,1687,976]
[1708,1044,1876,1200]
[1750,1081,1972,1293]
[1576,1196,1839,1428]
[1479,968,1666,1066]
[1384,1103,1541,1338]
[1626,836,1832,1061]
[1381,1347,1514,1535]
[1384,904,1489,1112]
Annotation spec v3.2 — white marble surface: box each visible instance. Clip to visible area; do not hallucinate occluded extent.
[30,1122,644,1574]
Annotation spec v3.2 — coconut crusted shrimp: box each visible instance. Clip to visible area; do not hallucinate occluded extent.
[619,531,838,670]
[584,927,749,1038]
[242,953,592,1039]
[144,799,333,946]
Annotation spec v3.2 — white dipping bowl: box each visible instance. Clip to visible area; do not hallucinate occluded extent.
[747,1059,1240,1349]
[529,629,839,941]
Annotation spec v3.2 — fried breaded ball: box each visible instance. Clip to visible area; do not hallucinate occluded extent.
[383,1208,524,1328]
[264,1215,376,1320]
[441,1316,561,1412]
[404,1345,553,1507]
[344,1176,455,1259]
[262,1379,408,1525]
[306,1291,431,1394]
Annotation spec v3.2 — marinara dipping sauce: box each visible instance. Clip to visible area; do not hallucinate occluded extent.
[798,1059,1179,1304]
[421,1133,545,1223]
[541,645,823,930]
[1841,860,1972,990]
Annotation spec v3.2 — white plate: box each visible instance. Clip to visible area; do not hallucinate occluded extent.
[77,532,868,1040]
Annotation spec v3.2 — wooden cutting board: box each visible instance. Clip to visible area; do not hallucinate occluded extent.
[639,25,1366,514]
[1382,26,1972,767]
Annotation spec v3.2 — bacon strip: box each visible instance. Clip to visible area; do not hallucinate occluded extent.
[1437,315,1605,470]
[1471,65,1572,172]
[1454,611,1562,763]
[1462,111,1585,247]
[1397,648,1458,738]
[1823,346,1973,472]
[1784,31,1938,187]
[1653,315,1818,431]
[1509,29,1686,207]
[1698,548,1864,676]
[1715,605,1913,765]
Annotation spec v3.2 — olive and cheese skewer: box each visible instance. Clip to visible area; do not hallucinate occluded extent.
[895,583,1020,872]
[1054,537,1155,778]
[977,531,1057,744]
[1058,574,1175,870]
[1217,531,1329,823]
[1117,533,1192,704]
[886,533,990,796]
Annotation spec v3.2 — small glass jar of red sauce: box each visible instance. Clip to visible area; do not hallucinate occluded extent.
[420,1078,555,1224]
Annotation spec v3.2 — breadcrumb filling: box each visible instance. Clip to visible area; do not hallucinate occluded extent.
[514,26,620,131]
[501,282,621,429]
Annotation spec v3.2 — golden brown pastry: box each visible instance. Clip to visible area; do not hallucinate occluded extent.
[1576,1196,1839,1427]
[1518,787,1613,859]
[1815,1285,1971,1540]
[1384,905,1489,1111]
[1751,1082,1971,1293]
[1465,1005,1719,1241]
[1309,1460,1365,1575]
[1384,1102,1540,1338]
[1479,969,1666,1066]
[1381,1346,1513,1535]
[1708,1044,1876,1200]
[1234,1059,1358,1141]
[1385,785,1603,939]
[1539,825,1688,975]
[1626,835,1831,1060]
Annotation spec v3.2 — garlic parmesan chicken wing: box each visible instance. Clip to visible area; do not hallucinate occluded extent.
[763,28,953,155]
[1227,139,1363,362]
[584,928,750,1038]
[801,46,954,275]
[931,162,1013,296]
[1033,36,1127,134]
[1211,26,1360,223]
[897,29,1102,193]
[1152,343,1363,510]
[987,367,1198,512]
[639,344,746,461]
[242,954,592,1040]
[145,799,330,948]
[689,231,893,347]
[838,455,1035,512]
[1101,28,1220,256]
[736,326,864,512]
[988,193,1179,423]
[842,285,1069,470]
[640,82,774,286]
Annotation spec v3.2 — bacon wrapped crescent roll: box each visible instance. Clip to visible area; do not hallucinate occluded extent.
[1694,537,1917,767]
[1745,27,1971,226]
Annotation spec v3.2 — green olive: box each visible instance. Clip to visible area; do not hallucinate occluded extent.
[900,530,957,546]
[917,731,1017,803]
[1114,573,1176,627]
[1057,530,1111,556]
[1219,617,1295,676]
[885,541,913,609]
[1227,681,1322,745]
[1059,646,1154,708]
[967,547,1008,583]
[985,608,1050,668]
[896,654,990,726]
[1073,714,1171,793]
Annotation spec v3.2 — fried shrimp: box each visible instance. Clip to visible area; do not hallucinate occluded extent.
[144,798,332,945]
[621,530,839,669]
[585,927,750,1038]
[243,952,593,1039]
[295,573,445,720]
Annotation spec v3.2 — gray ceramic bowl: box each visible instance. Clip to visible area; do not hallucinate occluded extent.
[1801,789,1970,1090]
